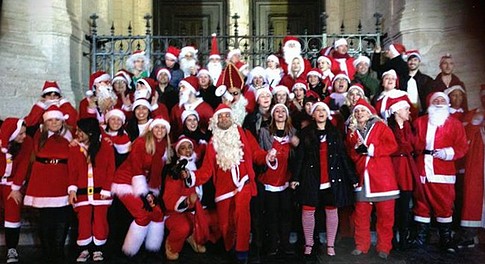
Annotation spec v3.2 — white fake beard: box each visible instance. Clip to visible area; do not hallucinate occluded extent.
[97,85,118,112]
[330,92,347,108]
[134,89,150,100]
[428,104,450,127]
[180,57,197,77]
[179,153,198,171]
[179,89,191,106]
[231,95,248,126]
[283,47,301,65]
[207,62,223,83]
[212,124,244,171]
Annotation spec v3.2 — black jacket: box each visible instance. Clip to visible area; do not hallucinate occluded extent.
[292,122,358,207]
[401,70,433,115]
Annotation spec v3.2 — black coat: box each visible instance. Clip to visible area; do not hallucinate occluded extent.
[292,122,358,207]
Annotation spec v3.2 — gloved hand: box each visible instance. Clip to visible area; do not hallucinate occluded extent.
[433,149,447,160]
[355,144,368,155]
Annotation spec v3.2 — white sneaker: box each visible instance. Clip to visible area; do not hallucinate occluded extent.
[76,250,90,263]
[6,248,19,263]
[92,251,104,262]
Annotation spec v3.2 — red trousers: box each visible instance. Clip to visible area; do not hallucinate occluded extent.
[118,194,163,226]
[353,200,395,254]
[413,182,454,223]
[74,205,109,246]
[0,185,21,228]
[216,186,251,252]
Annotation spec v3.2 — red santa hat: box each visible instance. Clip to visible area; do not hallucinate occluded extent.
[255,86,273,101]
[132,98,152,111]
[0,118,25,153]
[292,81,307,91]
[89,71,111,89]
[216,63,245,90]
[444,85,465,96]
[272,85,295,100]
[387,95,411,114]
[179,76,200,95]
[334,38,348,48]
[246,66,267,85]
[197,68,210,78]
[382,69,397,79]
[181,109,200,124]
[348,83,366,96]
[353,98,377,115]
[389,43,406,58]
[105,109,126,124]
[227,48,241,60]
[112,69,133,87]
[43,105,68,121]
[266,54,279,64]
[179,46,198,60]
[155,67,171,81]
[428,91,450,106]
[174,135,195,154]
[311,102,333,120]
[209,33,221,60]
[332,71,351,86]
[148,115,171,133]
[283,36,301,49]
[165,46,181,62]
[307,68,322,79]
[213,103,232,118]
[317,55,332,67]
[42,81,61,96]
[319,46,334,57]
[353,55,371,68]
[137,77,157,96]
[304,90,320,103]
[270,103,289,117]
[405,49,422,61]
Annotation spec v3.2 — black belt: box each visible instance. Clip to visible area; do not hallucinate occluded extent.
[36,157,68,164]
[77,187,102,195]
[423,150,435,155]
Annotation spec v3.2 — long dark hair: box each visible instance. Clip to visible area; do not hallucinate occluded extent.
[77,118,101,167]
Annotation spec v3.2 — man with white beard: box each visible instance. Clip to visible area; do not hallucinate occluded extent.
[181,104,272,264]
[170,76,214,137]
[207,33,223,84]
[278,36,312,75]
[179,46,199,77]
[411,92,468,253]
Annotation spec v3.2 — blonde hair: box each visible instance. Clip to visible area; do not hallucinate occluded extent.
[347,111,382,133]
[344,88,367,107]
[144,128,172,163]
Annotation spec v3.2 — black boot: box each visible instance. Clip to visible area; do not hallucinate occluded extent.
[438,223,456,253]
[408,222,429,248]
[398,228,410,250]
[51,223,69,264]
[456,227,478,249]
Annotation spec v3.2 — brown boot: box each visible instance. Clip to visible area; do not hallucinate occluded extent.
[186,235,206,253]
[165,243,179,260]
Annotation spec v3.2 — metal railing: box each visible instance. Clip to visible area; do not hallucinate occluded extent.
[85,13,383,76]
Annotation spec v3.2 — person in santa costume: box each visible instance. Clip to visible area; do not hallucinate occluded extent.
[151,46,184,88]
[265,54,283,87]
[111,116,171,257]
[272,84,293,107]
[179,46,199,77]
[444,85,468,122]
[279,55,308,90]
[346,98,399,260]
[130,77,170,120]
[226,48,249,77]
[181,104,271,264]
[24,105,74,264]
[24,80,78,133]
[170,76,214,138]
[293,90,319,130]
[373,69,415,120]
[289,81,307,115]
[111,69,135,110]
[329,38,356,79]
[353,55,379,99]
[456,86,485,248]
[278,36,312,76]
[386,96,417,250]
[215,63,255,124]
[197,68,221,110]
[206,33,223,84]
[154,67,178,113]
[323,72,351,133]
[401,50,433,115]
[372,43,409,92]
[0,118,33,263]
[243,86,273,138]
[126,50,150,84]
[307,68,328,100]
[316,55,334,93]
[163,136,220,260]
[340,83,369,130]
[410,92,468,253]
[125,98,153,141]
[292,102,357,258]
[79,71,118,125]
[68,118,115,262]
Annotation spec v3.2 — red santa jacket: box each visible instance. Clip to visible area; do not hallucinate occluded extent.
[192,127,264,202]
[331,56,356,80]
[279,57,312,76]
[24,99,78,128]
[24,129,73,208]
[163,175,197,215]
[0,136,33,191]
[390,121,416,191]
[111,137,167,197]
[67,139,115,207]
[374,89,416,120]
[347,121,399,198]
[413,115,468,183]
[254,135,292,191]
[170,99,214,138]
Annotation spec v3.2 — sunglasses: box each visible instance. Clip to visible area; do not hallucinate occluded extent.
[229,91,240,96]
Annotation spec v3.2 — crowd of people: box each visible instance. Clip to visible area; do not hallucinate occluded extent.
[0,33,484,264]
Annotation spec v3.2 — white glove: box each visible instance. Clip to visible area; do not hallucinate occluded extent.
[433,149,447,160]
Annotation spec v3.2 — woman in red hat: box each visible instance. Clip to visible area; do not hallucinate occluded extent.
[0,118,33,263]
[346,98,399,259]
[24,105,74,264]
